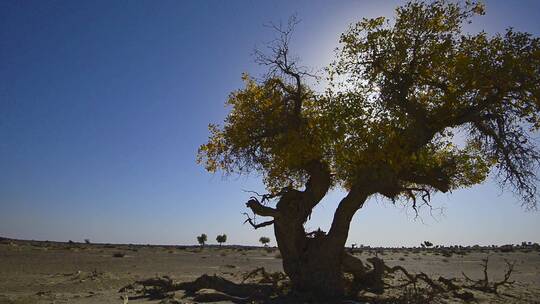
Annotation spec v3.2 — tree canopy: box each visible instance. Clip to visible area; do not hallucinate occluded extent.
[198,0,540,211]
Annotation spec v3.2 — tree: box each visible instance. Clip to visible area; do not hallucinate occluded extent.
[197,234,207,247]
[424,241,434,248]
[198,1,540,298]
[216,234,227,246]
[259,236,271,247]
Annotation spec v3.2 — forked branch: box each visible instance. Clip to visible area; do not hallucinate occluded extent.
[462,256,515,294]
[242,212,275,230]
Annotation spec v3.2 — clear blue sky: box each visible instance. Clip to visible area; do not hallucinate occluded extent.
[1,0,540,247]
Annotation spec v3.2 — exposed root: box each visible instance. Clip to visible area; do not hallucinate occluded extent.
[462,256,515,294]
[120,273,276,303]
[119,276,176,299]
[120,255,517,303]
[385,264,445,293]
[192,289,250,304]
[344,253,517,303]
[437,276,460,291]
[179,273,274,299]
[242,267,287,290]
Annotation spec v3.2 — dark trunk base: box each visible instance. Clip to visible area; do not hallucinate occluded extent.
[280,239,346,299]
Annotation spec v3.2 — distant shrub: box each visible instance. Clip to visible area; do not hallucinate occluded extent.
[216,234,227,246]
[500,245,514,253]
[113,252,125,258]
[197,234,208,247]
[259,237,271,247]
[84,239,91,244]
[441,250,453,257]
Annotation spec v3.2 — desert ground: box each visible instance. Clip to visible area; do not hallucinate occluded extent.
[1,238,540,304]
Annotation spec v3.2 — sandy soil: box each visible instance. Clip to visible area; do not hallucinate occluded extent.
[1,239,539,303]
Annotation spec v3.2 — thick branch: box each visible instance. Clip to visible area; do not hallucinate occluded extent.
[342,252,367,277]
[327,188,369,246]
[246,198,279,218]
[400,168,451,193]
[303,160,332,208]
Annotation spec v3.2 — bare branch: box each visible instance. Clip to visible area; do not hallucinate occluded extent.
[253,14,318,121]
[242,213,275,230]
[242,187,290,206]
[462,255,515,294]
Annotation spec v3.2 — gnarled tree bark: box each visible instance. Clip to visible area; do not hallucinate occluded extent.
[245,161,375,298]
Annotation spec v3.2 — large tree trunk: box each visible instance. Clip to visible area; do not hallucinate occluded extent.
[274,222,345,298]
[272,189,347,299]
[244,162,370,298]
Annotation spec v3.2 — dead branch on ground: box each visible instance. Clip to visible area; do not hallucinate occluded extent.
[462,256,515,294]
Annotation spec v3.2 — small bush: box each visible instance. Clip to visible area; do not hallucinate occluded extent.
[259,236,271,247]
[113,252,125,258]
[441,250,453,257]
[500,245,514,253]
